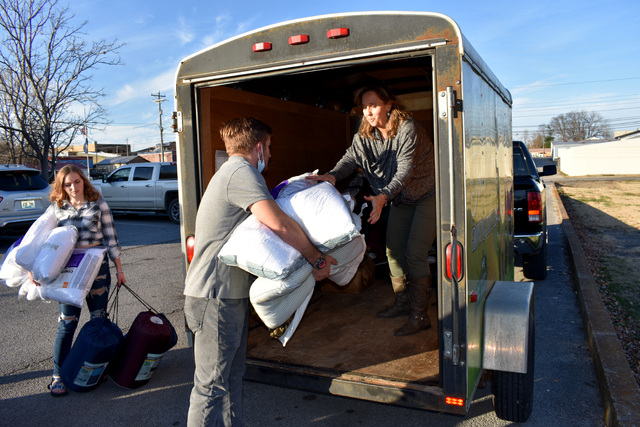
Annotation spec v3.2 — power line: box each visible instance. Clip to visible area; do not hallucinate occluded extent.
[516,99,640,112]
[514,106,640,119]
[510,77,640,89]
[515,94,640,107]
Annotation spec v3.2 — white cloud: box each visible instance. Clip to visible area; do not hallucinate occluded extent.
[177,16,195,44]
[109,69,175,106]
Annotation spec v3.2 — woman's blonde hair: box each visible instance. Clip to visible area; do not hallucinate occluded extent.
[354,86,410,140]
[50,165,101,207]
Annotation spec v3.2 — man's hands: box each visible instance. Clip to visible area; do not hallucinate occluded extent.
[364,193,387,224]
[311,254,337,281]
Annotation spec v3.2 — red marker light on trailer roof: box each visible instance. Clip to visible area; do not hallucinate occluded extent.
[288,35,309,45]
[327,28,349,39]
[252,42,272,52]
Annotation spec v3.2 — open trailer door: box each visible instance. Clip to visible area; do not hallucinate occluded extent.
[174,12,533,422]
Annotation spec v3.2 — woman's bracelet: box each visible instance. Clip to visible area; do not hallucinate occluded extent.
[116,271,124,275]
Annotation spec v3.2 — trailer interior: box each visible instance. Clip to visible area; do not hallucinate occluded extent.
[196,53,445,396]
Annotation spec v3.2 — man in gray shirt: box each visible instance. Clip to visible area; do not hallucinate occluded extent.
[184,118,335,427]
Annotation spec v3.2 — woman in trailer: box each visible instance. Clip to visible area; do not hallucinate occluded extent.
[45,165,126,396]
[308,86,436,336]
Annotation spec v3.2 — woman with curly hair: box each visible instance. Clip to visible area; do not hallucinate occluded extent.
[46,165,126,396]
[308,86,436,337]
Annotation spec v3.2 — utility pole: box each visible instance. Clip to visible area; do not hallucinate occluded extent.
[151,91,166,162]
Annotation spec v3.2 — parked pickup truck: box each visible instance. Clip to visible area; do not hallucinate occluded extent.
[513,141,557,280]
[91,162,180,224]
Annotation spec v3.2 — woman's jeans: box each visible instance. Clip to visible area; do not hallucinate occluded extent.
[386,196,437,279]
[52,256,111,378]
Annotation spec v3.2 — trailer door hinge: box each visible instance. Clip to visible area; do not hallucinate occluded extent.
[444,331,453,359]
[172,111,183,133]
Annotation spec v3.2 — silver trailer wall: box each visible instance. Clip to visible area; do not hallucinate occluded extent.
[461,60,513,398]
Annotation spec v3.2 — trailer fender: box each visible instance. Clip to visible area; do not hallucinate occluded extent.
[483,281,534,374]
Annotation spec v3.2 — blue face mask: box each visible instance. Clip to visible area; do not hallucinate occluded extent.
[257,145,265,173]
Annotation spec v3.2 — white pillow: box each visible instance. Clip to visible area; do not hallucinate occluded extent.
[32,226,79,284]
[276,182,359,252]
[15,208,57,271]
[219,181,359,280]
[218,215,306,280]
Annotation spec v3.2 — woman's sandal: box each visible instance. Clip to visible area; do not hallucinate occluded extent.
[48,378,68,397]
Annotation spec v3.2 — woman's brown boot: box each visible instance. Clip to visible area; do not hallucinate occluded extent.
[394,275,432,336]
[377,274,410,318]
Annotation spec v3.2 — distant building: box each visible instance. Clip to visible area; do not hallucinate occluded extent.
[617,129,640,140]
[614,129,640,139]
[556,136,640,176]
[550,139,610,161]
[94,155,150,175]
[135,141,176,163]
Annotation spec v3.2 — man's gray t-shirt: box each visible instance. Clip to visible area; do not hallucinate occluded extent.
[183,156,272,299]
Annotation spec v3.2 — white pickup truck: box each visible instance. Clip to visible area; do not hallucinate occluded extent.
[91,162,180,224]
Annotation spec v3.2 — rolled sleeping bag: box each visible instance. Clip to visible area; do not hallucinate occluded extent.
[250,235,367,329]
[60,317,124,392]
[108,311,175,389]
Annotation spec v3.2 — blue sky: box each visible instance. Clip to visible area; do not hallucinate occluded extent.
[69,0,640,150]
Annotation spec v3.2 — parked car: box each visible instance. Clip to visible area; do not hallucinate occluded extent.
[91,162,180,224]
[0,165,51,236]
[513,140,557,279]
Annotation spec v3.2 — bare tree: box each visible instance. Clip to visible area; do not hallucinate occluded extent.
[0,0,123,180]
[548,110,609,142]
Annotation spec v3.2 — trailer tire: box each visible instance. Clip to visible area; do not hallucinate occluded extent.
[492,308,535,422]
[168,198,180,224]
[523,229,547,280]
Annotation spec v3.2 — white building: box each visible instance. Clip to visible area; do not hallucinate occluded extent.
[558,136,640,176]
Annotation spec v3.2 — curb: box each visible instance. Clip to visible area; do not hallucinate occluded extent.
[551,183,640,427]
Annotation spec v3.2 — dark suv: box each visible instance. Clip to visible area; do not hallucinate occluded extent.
[513,141,557,280]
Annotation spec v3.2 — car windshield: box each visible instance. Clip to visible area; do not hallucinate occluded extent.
[0,171,49,191]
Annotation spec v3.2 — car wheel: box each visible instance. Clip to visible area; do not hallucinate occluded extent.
[492,307,535,422]
[168,198,180,224]
[523,228,547,280]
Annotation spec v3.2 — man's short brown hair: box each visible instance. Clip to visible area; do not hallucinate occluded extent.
[219,117,273,155]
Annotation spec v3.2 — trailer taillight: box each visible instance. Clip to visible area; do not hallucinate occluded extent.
[186,235,195,264]
[527,192,542,223]
[446,396,464,406]
[445,242,463,281]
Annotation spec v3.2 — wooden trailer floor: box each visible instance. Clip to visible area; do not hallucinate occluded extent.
[247,279,440,386]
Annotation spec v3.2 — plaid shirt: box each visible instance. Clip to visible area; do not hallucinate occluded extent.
[47,198,122,261]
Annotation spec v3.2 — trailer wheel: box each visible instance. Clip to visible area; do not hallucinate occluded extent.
[492,308,535,422]
[168,198,180,224]
[523,226,547,280]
